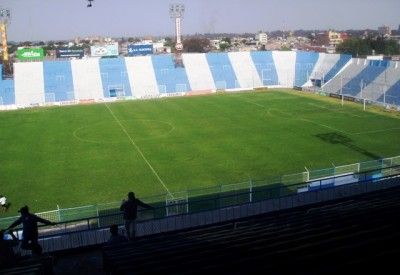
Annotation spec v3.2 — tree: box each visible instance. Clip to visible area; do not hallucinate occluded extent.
[183,37,211,53]
[337,37,400,57]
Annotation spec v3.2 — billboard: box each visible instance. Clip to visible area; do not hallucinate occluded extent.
[127,44,153,56]
[90,43,119,57]
[56,48,84,58]
[16,48,44,61]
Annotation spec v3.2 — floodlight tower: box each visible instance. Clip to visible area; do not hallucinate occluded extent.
[169,3,185,67]
[0,8,10,64]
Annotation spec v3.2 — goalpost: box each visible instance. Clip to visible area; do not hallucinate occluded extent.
[165,191,189,216]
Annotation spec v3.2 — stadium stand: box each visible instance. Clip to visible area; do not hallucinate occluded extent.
[182,53,216,91]
[0,256,54,275]
[272,51,296,87]
[341,60,388,98]
[152,55,191,93]
[228,52,262,89]
[70,59,103,101]
[43,61,75,103]
[99,58,132,98]
[14,62,45,106]
[322,53,352,84]
[322,58,368,95]
[206,53,238,90]
[381,78,400,105]
[103,184,400,274]
[0,65,14,106]
[2,51,398,109]
[125,56,159,98]
[250,51,279,86]
[294,51,319,87]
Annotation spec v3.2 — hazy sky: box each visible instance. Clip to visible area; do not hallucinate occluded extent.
[1,0,399,41]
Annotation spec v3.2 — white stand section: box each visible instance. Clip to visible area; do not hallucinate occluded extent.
[306,53,343,86]
[71,59,103,100]
[228,52,262,89]
[272,51,296,87]
[125,56,159,98]
[14,62,45,107]
[182,53,215,91]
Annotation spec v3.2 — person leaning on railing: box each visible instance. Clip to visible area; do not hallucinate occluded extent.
[120,192,155,241]
[6,205,56,255]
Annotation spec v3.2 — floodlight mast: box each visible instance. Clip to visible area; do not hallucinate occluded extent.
[0,8,10,63]
[169,3,185,67]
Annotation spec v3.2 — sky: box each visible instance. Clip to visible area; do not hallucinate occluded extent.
[1,0,400,41]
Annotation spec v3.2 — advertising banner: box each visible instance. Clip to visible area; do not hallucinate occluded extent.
[56,48,84,58]
[16,48,44,61]
[90,43,119,57]
[127,44,154,56]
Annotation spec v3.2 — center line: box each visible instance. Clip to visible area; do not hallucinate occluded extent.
[105,103,173,197]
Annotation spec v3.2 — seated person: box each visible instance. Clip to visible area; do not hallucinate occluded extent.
[107,224,127,245]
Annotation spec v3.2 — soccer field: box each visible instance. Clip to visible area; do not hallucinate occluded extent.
[1,89,400,216]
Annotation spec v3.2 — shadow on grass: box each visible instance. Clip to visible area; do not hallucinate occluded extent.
[315,132,381,159]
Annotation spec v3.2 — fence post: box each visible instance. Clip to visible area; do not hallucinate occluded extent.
[57,205,61,222]
[249,179,253,203]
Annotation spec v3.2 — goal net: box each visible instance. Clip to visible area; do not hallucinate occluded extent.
[165,191,189,217]
[220,181,253,207]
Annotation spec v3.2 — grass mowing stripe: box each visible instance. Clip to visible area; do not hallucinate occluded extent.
[104,103,173,197]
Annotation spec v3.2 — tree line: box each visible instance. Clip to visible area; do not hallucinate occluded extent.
[336,37,400,57]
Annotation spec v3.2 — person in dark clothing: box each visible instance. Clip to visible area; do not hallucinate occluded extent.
[7,206,56,255]
[120,192,154,240]
[0,229,19,269]
[107,224,128,245]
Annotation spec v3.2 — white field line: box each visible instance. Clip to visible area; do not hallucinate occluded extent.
[307,102,363,118]
[350,127,400,135]
[299,118,350,135]
[104,103,173,197]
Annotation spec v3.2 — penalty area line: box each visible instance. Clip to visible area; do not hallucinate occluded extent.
[104,103,173,197]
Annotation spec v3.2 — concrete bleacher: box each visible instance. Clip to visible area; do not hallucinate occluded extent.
[272,51,296,87]
[322,58,368,95]
[228,52,262,89]
[182,53,216,91]
[341,60,388,98]
[70,59,103,101]
[294,51,319,87]
[152,55,191,93]
[3,51,396,109]
[99,58,132,98]
[125,56,159,98]
[103,185,400,274]
[250,51,279,86]
[206,53,238,90]
[0,65,14,106]
[43,61,75,102]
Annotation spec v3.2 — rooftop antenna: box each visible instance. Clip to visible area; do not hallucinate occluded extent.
[169,3,185,67]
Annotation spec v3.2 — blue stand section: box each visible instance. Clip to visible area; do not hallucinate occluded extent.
[43,61,75,102]
[0,64,15,105]
[324,54,352,83]
[342,60,388,97]
[206,53,238,89]
[152,55,191,93]
[295,51,319,87]
[380,79,400,106]
[250,51,279,86]
[99,58,132,98]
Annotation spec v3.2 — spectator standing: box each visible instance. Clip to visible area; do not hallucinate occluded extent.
[7,206,56,255]
[120,192,154,240]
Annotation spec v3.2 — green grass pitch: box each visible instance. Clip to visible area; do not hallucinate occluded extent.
[1,89,400,216]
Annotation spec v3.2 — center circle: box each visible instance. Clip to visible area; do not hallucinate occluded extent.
[74,119,175,144]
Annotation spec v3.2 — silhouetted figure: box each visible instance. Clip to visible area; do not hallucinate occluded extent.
[120,192,154,240]
[0,229,19,269]
[107,224,128,245]
[7,206,56,255]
